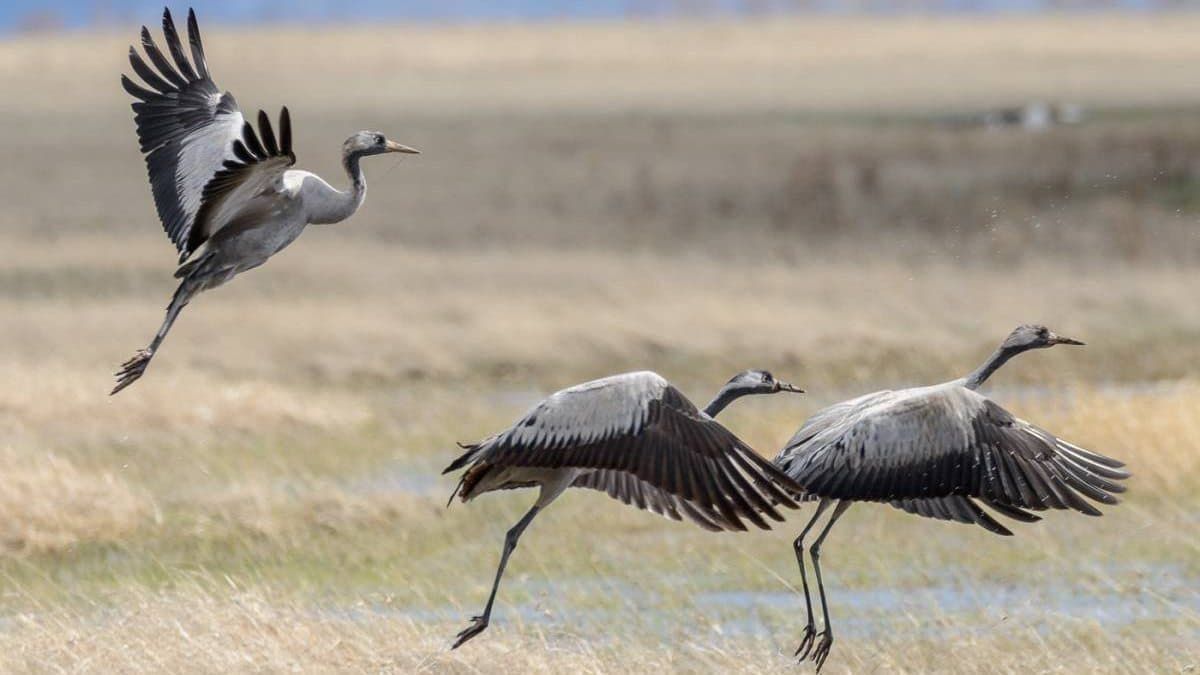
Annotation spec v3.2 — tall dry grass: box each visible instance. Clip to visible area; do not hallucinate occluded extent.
[2,580,1192,673]
[0,448,151,556]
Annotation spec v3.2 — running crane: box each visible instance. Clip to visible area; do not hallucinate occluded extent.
[443,369,805,648]
[774,325,1130,671]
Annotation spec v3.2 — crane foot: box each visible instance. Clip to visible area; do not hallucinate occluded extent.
[111,348,154,395]
[811,630,834,673]
[793,623,818,660]
[450,614,489,649]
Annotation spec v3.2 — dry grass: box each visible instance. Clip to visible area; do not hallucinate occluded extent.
[0,447,152,556]
[1,581,1193,674]
[1,234,1197,400]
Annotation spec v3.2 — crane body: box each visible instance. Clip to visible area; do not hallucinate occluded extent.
[774,325,1130,671]
[444,369,805,648]
[111,8,418,394]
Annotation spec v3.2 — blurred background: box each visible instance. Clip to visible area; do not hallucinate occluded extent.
[0,2,1197,672]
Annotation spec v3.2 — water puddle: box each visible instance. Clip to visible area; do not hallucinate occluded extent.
[312,561,1199,644]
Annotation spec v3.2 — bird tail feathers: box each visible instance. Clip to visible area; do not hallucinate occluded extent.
[443,441,488,507]
[443,441,483,475]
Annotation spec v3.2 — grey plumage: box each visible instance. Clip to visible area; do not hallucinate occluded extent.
[777,384,1124,530]
[443,369,805,648]
[112,8,419,394]
[774,324,1129,672]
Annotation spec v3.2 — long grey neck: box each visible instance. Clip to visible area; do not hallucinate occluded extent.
[703,385,747,417]
[963,345,1020,390]
[310,151,367,225]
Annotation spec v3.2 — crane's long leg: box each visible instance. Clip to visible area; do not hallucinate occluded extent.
[792,498,832,661]
[451,504,541,649]
[809,500,851,673]
[111,276,200,395]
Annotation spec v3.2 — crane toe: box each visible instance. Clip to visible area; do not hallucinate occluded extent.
[794,623,818,660]
[811,630,834,672]
[111,349,154,395]
[450,615,490,650]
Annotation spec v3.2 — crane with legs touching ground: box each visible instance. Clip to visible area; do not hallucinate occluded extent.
[774,324,1130,672]
[443,369,805,648]
[111,7,419,394]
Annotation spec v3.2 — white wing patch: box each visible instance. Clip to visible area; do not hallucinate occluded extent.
[174,111,243,226]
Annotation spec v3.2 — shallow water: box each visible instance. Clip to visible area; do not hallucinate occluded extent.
[314,559,1198,648]
[347,460,443,496]
[693,562,1200,640]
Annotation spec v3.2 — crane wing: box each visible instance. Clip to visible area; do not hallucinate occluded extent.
[775,385,1129,534]
[445,371,802,532]
[122,9,295,262]
[194,109,296,240]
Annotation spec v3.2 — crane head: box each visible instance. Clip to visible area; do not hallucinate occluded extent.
[1003,324,1086,352]
[343,131,420,158]
[725,369,804,396]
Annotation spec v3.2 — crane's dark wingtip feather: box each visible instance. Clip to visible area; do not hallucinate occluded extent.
[120,74,154,101]
[729,447,802,510]
[968,499,1014,535]
[161,8,177,32]
[160,8,198,81]
[127,47,171,94]
[257,110,279,156]
[279,107,293,158]
[1060,440,1128,469]
[186,8,209,80]
[240,121,267,158]
[230,141,250,163]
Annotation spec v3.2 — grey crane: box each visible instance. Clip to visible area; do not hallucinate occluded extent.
[111,7,418,394]
[773,324,1130,672]
[443,369,805,648]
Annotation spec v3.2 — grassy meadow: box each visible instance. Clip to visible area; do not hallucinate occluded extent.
[1,14,1199,673]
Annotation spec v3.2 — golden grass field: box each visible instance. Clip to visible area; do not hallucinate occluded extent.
[1,13,1199,674]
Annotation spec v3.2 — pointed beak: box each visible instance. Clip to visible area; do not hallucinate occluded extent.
[1049,333,1085,346]
[776,381,805,394]
[384,140,420,155]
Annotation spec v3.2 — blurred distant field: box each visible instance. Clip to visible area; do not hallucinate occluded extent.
[0,14,1198,673]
